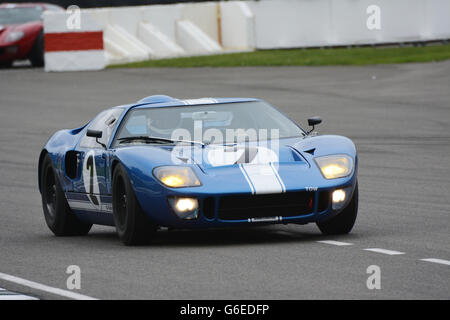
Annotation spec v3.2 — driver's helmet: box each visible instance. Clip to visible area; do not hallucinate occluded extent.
[147,109,181,134]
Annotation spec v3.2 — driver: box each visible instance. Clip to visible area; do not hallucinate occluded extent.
[146,109,182,135]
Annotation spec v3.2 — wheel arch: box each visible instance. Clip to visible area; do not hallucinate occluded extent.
[110,158,121,180]
[109,157,157,216]
[38,149,49,194]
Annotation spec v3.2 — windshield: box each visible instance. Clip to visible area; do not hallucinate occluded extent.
[113,101,305,147]
[0,7,43,25]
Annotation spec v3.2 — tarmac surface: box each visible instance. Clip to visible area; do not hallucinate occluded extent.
[0,62,449,299]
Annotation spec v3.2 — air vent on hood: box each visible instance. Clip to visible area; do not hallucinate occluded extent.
[304,148,316,155]
[287,146,305,162]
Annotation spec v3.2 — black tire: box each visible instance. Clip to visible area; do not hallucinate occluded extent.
[112,163,157,245]
[29,31,44,67]
[0,61,12,68]
[40,154,92,236]
[317,182,358,235]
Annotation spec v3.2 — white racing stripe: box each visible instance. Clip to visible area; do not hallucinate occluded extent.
[67,199,112,213]
[270,162,286,192]
[239,164,255,195]
[317,240,353,246]
[183,98,217,105]
[0,272,97,300]
[420,258,450,266]
[241,163,284,194]
[363,248,405,255]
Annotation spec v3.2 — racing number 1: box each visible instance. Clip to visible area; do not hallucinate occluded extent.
[86,155,99,205]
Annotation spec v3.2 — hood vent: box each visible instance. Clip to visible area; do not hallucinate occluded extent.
[304,148,316,155]
[287,146,305,162]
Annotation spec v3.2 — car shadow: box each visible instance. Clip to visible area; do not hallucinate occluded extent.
[85,225,362,248]
[0,60,37,70]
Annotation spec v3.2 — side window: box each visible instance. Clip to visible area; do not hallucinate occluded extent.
[79,108,123,149]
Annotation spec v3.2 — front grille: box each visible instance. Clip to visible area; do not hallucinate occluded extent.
[202,197,215,220]
[218,191,314,220]
[318,190,330,212]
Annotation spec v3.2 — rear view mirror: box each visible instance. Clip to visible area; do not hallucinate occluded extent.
[308,117,322,127]
[86,129,106,149]
[191,111,231,122]
[307,116,322,134]
[87,129,102,138]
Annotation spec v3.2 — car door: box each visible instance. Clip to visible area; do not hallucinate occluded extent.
[70,108,123,214]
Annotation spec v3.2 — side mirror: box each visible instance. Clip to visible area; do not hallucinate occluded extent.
[307,116,322,134]
[87,129,102,139]
[86,129,106,149]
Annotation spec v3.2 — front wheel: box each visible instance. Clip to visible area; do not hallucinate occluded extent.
[0,61,12,68]
[112,163,157,245]
[40,154,92,236]
[29,31,44,67]
[317,183,358,235]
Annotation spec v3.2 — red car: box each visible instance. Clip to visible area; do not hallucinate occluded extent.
[0,3,63,67]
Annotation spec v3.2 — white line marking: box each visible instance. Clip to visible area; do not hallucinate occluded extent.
[420,258,450,266]
[0,295,39,300]
[317,240,353,246]
[364,248,405,255]
[0,272,98,300]
[0,287,39,300]
[0,294,39,301]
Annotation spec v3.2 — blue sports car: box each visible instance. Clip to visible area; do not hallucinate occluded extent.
[39,95,358,245]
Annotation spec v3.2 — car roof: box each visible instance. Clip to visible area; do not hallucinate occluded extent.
[128,95,260,111]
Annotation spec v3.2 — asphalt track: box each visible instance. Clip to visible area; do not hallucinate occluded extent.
[0,62,449,300]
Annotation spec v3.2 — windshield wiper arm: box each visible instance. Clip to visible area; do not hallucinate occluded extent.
[118,136,204,146]
[118,136,174,144]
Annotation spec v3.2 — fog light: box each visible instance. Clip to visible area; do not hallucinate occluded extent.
[168,197,199,219]
[332,189,346,210]
[332,189,346,203]
[176,198,197,212]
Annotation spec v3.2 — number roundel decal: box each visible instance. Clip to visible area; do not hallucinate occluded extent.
[82,150,100,206]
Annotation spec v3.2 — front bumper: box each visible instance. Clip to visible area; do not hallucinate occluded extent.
[0,37,35,62]
[137,176,357,229]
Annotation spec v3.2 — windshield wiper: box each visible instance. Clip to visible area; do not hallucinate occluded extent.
[118,136,204,146]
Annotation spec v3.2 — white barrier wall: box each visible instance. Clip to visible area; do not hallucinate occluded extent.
[43,10,105,71]
[86,3,224,64]
[138,22,185,58]
[183,2,220,43]
[249,0,450,49]
[43,0,450,71]
[425,0,450,39]
[220,1,255,50]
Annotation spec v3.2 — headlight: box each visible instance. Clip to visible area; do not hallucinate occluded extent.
[315,155,353,179]
[153,166,201,188]
[6,30,25,43]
